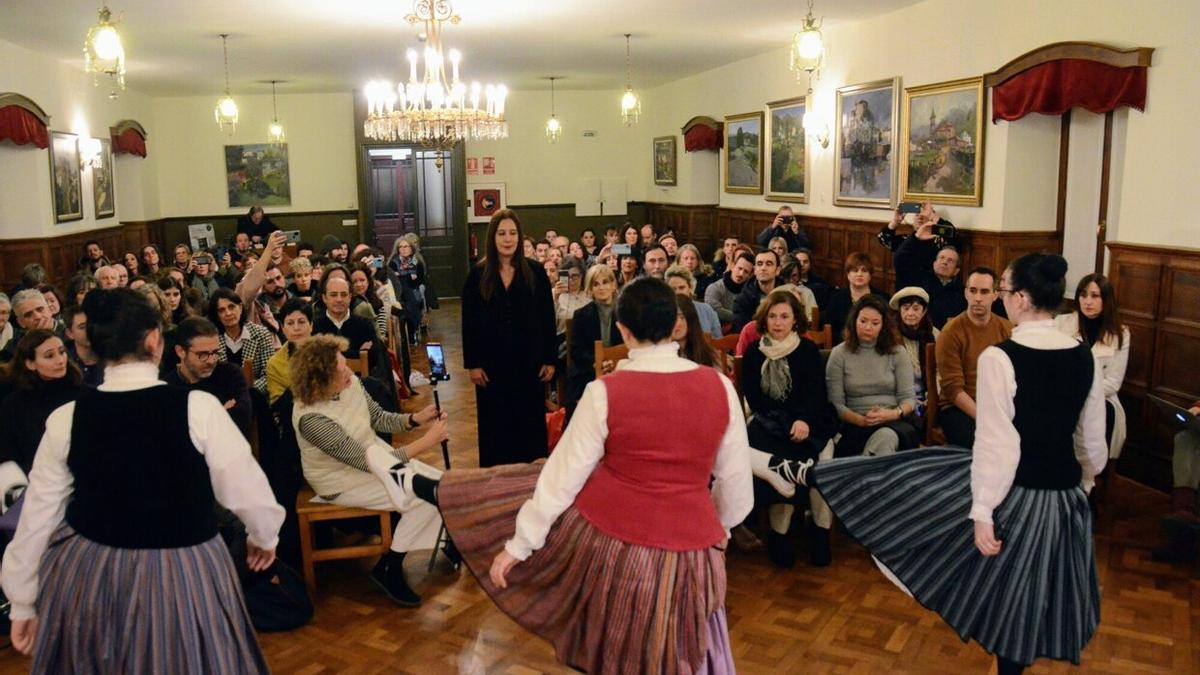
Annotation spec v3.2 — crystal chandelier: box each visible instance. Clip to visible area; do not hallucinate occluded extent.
[789,0,824,93]
[364,0,508,152]
[620,34,641,126]
[267,80,285,145]
[83,4,126,97]
[545,77,562,143]
[214,34,239,134]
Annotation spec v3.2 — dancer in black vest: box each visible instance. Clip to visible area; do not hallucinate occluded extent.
[1,288,285,672]
[783,253,1107,674]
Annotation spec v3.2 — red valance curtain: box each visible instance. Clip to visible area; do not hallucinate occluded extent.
[684,124,722,152]
[992,58,1147,122]
[112,127,147,157]
[0,105,49,148]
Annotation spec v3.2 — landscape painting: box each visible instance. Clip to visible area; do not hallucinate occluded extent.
[724,111,763,194]
[49,131,83,223]
[835,78,898,208]
[653,136,677,186]
[93,138,115,218]
[225,143,292,207]
[900,76,984,206]
[766,97,807,202]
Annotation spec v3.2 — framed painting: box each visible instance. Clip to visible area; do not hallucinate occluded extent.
[834,77,899,208]
[93,138,116,218]
[469,182,506,223]
[49,131,83,223]
[723,111,763,194]
[225,143,292,207]
[653,136,677,186]
[766,96,808,203]
[900,76,985,206]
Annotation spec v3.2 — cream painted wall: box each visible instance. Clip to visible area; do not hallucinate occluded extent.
[0,37,159,238]
[151,92,357,217]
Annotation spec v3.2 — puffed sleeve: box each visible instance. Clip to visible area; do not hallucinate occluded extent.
[969,346,1021,524]
[710,374,754,529]
[1074,353,1108,491]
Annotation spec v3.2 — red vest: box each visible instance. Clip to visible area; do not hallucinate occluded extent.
[573,367,730,550]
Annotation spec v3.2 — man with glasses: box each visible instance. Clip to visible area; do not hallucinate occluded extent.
[164,317,252,438]
[934,267,1012,448]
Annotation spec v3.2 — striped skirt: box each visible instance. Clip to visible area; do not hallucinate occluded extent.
[439,462,734,675]
[810,447,1099,666]
[32,524,269,674]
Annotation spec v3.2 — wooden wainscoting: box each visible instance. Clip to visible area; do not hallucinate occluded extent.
[1107,242,1200,489]
[0,221,153,289]
[645,203,719,256]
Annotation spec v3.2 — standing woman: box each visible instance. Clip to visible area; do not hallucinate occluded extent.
[462,209,557,467]
[2,288,284,671]
[809,253,1106,674]
[1056,273,1130,460]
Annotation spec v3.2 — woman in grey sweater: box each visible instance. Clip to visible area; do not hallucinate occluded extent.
[826,295,920,457]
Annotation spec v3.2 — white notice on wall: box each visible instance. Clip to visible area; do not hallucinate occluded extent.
[188,223,216,252]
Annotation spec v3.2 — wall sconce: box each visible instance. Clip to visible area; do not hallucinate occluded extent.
[803,111,829,149]
[80,137,103,170]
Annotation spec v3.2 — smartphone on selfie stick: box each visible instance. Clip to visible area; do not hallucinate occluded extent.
[424,342,455,570]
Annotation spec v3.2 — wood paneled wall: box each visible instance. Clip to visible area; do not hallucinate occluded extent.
[0,222,155,290]
[1107,242,1200,489]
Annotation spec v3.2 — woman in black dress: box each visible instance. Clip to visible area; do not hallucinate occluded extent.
[462,209,557,467]
[808,253,1106,674]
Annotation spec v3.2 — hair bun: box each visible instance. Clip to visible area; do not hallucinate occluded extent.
[1036,254,1068,281]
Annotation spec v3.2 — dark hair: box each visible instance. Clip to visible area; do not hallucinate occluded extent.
[755,249,780,266]
[621,223,640,243]
[156,276,195,321]
[605,225,619,234]
[297,241,314,254]
[967,266,999,286]
[207,288,246,328]
[82,288,162,363]
[643,244,668,261]
[66,272,97,300]
[62,303,87,329]
[795,247,813,258]
[479,209,535,302]
[581,227,596,238]
[141,243,162,263]
[1073,273,1124,348]
[279,297,313,324]
[84,239,101,249]
[174,316,219,351]
[247,205,264,217]
[36,284,66,313]
[844,252,873,275]
[755,288,810,335]
[3,329,81,391]
[616,277,678,343]
[1007,253,1067,311]
[734,250,756,267]
[350,263,383,312]
[675,296,720,368]
[21,263,46,289]
[844,294,898,355]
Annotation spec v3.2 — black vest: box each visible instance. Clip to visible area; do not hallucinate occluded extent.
[67,385,218,548]
[997,340,1095,490]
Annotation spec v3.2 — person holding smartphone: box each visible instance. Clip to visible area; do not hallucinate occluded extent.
[755,205,809,252]
[881,201,966,329]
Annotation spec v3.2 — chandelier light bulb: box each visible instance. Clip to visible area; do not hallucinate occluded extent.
[798,29,823,60]
[621,90,638,111]
[92,26,122,60]
[219,97,238,118]
[84,5,126,94]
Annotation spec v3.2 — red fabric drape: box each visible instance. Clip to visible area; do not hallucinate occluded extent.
[684,124,722,152]
[992,58,1147,122]
[112,127,147,157]
[0,105,49,148]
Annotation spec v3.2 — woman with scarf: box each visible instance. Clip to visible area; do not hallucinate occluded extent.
[891,286,939,419]
[741,288,837,568]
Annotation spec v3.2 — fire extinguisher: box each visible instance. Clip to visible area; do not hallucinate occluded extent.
[469,229,479,260]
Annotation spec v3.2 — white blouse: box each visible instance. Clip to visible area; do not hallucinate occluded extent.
[505,342,754,560]
[969,320,1107,524]
[0,362,285,621]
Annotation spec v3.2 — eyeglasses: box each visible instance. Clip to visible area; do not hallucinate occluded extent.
[188,349,220,360]
[997,287,1018,295]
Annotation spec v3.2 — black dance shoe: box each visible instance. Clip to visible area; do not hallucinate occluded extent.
[808,525,832,568]
[371,554,422,607]
[766,530,796,568]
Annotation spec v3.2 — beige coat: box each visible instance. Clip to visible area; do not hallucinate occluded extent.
[1056,312,1130,458]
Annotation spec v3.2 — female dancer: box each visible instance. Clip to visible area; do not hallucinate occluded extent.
[809,253,1106,674]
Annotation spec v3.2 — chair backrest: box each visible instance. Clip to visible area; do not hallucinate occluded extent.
[810,305,820,329]
[347,350,370,377]
[707,333,740,372]
[593,340,629,379]
[731,355,747,418]
[241,358,254,387]
[805,324,833,350]
[924,342,943,445]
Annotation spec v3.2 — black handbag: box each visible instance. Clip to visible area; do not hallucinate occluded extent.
[242,561,314,632]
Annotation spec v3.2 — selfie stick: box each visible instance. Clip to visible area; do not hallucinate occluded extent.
[432,380,450,469]
[427,371,454,571]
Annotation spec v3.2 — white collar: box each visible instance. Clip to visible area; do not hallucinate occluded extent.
[98,362,165,392]
[326,310,350,328]
[1012,318,1057,335]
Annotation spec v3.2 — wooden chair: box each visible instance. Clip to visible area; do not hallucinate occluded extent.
[347,350,370,377]
[805,325,833,349]
[924,342,947,446]
[295,487,393,596]
[593,340,629,379]
[240,359,260,457]
[707,333,740,373]
[809,306,820,328]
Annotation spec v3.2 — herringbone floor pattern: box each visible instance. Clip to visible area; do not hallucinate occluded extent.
[1,300,1196,673]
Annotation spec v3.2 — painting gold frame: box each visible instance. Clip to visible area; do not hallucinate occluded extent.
[723,111,763,195]
[899,76,985,206]
[834,77,900,208]
[653,136,677,186]
[765,96,808,203]
[49,131,83,223]
[93,138,116,218]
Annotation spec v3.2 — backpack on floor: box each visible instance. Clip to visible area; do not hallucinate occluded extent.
[242,561,314,632]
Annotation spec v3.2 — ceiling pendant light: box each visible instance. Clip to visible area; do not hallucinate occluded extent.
[620,33,641,126]
[789,0,825,93]
[214,34,239,134]
[83,4,126,98]
[545,76,562,143]
[267,80,286,145]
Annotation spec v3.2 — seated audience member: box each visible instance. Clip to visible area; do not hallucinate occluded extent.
[826,295,919,460]
[189,251,220,306]
[616,253,640,287]
[312,277,381,371]
[0,289,57,362]
[9,264,47,299]
[62,305,103,387]
[259,264,294,324]
[551,235,570,258]
[172,244,193,273]
[877,200,961,253]
[712,236,740,277]
[207,288,278,395]
[546,245,564,268]
[296,241,315,259]
[1056,273,1130,460]
[120,252,141,279]
[639,223,657,249]
[1154,401,1200,562]
[554,262,589,340]
[935,266,1011,448]
[95,265,121,290]
[66,273,97,307]
[543,228,559,244]
[823,252,887,345]
[522,237,536,259]
[0,294,12,352]
[885,208,965,330]
[288,256,317,300]
[235,230,289,335]
[602,225,620,248]
[676,243,715,300]
[321,264,374,324]
[38,284,66,332]
[767,237,789,264]
[568,241,588,266]
[138,283,174,328]
[267,298,313,405]
[664,265,722,339]
[0,330,82,476]
[128,275,152,291]
[580,228,600,258]
[236,205,279,244]
[140,244,163,276]
[621,223,641,254]
[157,276,196,325]
[77,240,111,274]
[658,234,679,261]
[705,250,755,324]
[163,317,253,438]
[794,248,832,309]
[731,250,781,332]
[741,289,836,567]
[229,231,254,268]
[755,205,809,251]
[534,239,551,263]
[566,265,619,415]
[735,284,814,356]
[290,335,449,606]
[890,287,938,418]
[673,295,721,369]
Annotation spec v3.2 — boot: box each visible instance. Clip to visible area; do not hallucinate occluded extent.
[808,524,832,568]
[371,552,421,607]
[766,530,796,568]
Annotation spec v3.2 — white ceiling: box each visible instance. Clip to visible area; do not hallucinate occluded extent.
[0,1,923,96]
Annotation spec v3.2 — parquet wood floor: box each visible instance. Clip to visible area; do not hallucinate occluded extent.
[1,300,1197,673]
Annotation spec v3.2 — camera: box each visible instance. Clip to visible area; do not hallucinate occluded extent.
[194,255,212,265]
[932,222,956,239]
[780,215,795,224]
